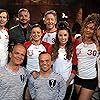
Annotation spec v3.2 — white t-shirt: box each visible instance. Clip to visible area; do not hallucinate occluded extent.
[26,44,47,72]
[0,28,9,67]
[53,48,73,84]
[42,31,57,45]
[76,42,98,79]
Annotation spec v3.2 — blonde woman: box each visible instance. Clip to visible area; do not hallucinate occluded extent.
[74,13,99,100]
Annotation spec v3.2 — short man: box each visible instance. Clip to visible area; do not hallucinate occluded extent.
[0,44,28,100]
[42,10,57,44]
[0,9,9,67]
[28,52,66,100]
[9,8,32,46]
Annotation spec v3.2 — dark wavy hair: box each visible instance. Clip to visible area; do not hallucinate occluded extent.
[52,21,72,61]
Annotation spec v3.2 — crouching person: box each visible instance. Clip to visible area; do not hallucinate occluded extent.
[28,52,67,100]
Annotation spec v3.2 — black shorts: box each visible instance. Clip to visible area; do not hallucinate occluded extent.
[74,75,98,90]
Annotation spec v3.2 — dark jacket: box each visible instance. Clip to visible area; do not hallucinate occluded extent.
[9,24,32,46]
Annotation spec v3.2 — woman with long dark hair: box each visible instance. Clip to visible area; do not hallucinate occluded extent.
[52,21,77,100]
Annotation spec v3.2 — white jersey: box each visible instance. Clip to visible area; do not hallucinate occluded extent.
[76,42,98,79]
[42,31,57,44]
[0,28,9,67]
[26,44,47,72]
[53,48,73,84]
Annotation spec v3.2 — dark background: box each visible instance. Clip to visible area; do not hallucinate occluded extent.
[0,0,100,28]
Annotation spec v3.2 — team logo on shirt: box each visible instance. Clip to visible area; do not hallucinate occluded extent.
[27,50,34,56]
[49,79,56,88]
[52,38,55,43]
[77,48,81,55]
[5,35,9,39]
[20,74,25,82]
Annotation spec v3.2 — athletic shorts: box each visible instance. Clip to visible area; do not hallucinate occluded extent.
[74,75,98,90]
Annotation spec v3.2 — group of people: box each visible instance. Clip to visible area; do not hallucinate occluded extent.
[0,7,100,100]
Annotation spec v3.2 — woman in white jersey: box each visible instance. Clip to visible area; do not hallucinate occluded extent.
[24,24,52,73]
[52,21,77,100]
[0,9,9,67]
[74,13,99,100]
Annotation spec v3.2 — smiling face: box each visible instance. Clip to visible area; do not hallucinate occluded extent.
[39,53,51,73]
[0,12,8,28]
[10,45,26,66]
[44,13,57,30]
[58,29,69,46]
[31,27,42,42]
[18,10,30,25]
[83,23,95,39]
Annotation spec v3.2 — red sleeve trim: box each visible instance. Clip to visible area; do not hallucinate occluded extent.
[71,70,76,75]
[24,41,32,49]
[42,31,46,39]
[4,28,8,32]
[42,41,52,54]
[72,48,78,65]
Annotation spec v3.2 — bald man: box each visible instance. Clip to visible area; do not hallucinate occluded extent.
[28,51,67,100]
[0,44,28,100]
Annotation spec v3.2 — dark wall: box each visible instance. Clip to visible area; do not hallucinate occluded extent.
[0,0,100,28]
